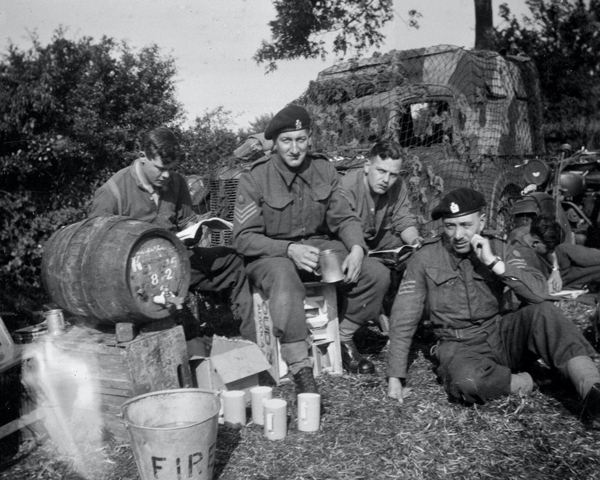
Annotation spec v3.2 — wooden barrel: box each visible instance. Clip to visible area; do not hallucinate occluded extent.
[41,216,191,325]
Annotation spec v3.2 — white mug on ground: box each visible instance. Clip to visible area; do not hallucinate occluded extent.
[250,386,273,425]
[221,390,246,427]
[263,398,287,440]
[297,393,321,432]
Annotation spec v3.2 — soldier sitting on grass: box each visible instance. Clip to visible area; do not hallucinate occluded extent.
[387,188,600,429]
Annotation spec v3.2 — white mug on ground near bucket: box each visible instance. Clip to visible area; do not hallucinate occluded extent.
[121,388,219,480]
[297,393,321,432]
[250,386,272,425]
[221,390,246,427]
[263,398,287,440]
[317,249,344,283]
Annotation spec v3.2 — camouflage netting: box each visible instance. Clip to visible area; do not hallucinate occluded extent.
[297,44,546,235]
[207,45,547,242]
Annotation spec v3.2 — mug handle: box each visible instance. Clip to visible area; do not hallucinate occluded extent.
[301,402,308,422]
[266,412,274,432]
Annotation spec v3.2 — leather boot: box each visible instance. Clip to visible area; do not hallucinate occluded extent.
[341,340,375,374]
[293,366,319,396]
[581,383,600,430]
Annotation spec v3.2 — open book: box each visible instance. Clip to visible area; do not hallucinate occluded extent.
[549,288,588,300]
[176,217,233,243]
[368,244,417,258]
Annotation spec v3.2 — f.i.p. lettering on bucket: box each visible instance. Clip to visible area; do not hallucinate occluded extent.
[121,389,219,480]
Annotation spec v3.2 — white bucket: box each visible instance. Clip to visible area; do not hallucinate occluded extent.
[121,388,220,480]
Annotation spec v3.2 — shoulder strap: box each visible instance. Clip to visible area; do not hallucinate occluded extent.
[248,171,265,204]
[106,178,123,216]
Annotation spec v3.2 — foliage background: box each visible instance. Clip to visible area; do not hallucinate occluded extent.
[495,0,600,150]
[0,30,245,314]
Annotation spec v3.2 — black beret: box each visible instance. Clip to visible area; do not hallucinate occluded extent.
[264,105,311,140]
[431,188,486,220]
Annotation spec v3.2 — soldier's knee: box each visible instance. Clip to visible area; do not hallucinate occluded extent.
[444,360,507,404]
[363,258,391,289]
[260,258,299,284]
[526,301,569,327]
[446,362,483,400]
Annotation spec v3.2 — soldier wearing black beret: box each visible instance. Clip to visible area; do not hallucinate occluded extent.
[233,105,390,397]
[264,104,311,140]
[387,187,600,429]
[430,187,486,220]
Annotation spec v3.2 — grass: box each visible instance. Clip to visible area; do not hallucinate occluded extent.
[1,298,600,480]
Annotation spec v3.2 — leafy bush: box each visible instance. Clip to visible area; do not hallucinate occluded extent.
[178,107,240,178]
[496,0,600,131]
[0,29,185,291]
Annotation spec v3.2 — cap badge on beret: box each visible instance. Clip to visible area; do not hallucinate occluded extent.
[431,187,487,220]
[264,104,311,140]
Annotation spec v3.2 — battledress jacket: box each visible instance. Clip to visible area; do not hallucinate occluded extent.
[232,153,367,258]
[386,236,549,379]
[339,168,417,250]
[88,161,197,232]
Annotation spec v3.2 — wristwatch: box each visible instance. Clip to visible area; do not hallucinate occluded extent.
[486,255,502,271]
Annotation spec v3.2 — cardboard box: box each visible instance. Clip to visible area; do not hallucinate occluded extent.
[189,336,271,402]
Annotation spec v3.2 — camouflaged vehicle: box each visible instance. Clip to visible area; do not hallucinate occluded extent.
[297,44,546,235]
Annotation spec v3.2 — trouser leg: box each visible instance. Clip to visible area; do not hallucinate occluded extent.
[279,342,312,375]
[436,337,511,404]
[189,246,255,338]
[561,265,600,289]
[501,302,598,399]
[337,256,390,342]
[245,257,311,373]
[500,302,596,373]
[370,255,409,317]
[189,246,245,291]
[234,275,256,342]
[556,244,600,288]
[436,302,599,408]
[301,238,389,342]
[436,339,536,402]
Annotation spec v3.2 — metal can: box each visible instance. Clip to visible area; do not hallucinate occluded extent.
[44,309,65,335]
[318,249,345,283]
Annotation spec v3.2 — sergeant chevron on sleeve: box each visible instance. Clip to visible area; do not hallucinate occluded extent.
[232,104,390,399]
[386,187,600,430]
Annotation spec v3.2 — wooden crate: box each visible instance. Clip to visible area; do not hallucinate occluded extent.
[45,324,192,440]
[252,282,342,384]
